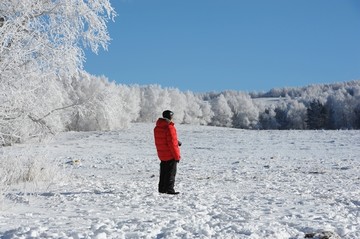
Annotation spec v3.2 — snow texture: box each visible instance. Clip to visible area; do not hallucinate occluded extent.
[1,123,359,238]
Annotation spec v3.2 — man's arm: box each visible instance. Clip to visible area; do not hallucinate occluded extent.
[167,125,181,160]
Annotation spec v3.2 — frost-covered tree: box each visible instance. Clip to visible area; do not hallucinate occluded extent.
[183,92,203,124]
[354,105,360,129]
[306,100,328,129]
[0,0,115,145]
[210,94,233,127]
[274,106,288,130]
[138,85,172,122]
[117,84,141,123]
[223,91,259,129]
[286,100,307,129]
[258,107,278,129]
[326,88,355,129]
[183,92,213,125]
[168,88,187,123]
[198,99,214,125]
[64,73,142,131]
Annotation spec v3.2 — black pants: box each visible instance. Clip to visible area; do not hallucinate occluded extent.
[158,159,177,193]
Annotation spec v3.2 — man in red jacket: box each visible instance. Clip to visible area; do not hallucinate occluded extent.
[154,110,181,194]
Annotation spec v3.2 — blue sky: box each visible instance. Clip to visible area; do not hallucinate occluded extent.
[84,0,360,93]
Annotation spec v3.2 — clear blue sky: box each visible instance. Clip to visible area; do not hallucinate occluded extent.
[84,0,360,93]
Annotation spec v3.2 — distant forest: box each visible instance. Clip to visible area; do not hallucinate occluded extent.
[63,76,359,133]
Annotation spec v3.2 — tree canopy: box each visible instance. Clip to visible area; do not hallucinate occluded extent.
[0,0,115,145]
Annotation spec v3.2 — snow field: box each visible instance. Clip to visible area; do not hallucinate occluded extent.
[1,123,359,238]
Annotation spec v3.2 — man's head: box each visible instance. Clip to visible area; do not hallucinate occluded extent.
[162,110,174,120]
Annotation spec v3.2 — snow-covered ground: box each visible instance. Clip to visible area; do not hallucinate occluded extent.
[1,123,359,239]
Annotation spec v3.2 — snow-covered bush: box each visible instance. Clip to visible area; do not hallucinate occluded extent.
[0,150,60,198]
[0,155,56,186]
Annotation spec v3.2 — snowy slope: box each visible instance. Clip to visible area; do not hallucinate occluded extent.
[1,123,359,239]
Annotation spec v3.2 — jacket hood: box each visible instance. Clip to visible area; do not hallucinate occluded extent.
[156,118,173,127]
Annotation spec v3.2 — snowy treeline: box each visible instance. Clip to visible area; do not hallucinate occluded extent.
[4,72,360,147]
[59,78,360,132]
[68,78,360,132]
[45,77,360,132]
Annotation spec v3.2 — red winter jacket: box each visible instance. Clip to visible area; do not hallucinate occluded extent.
[154,118,181,161]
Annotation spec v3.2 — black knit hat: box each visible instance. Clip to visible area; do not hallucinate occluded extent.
[162,110,174,120]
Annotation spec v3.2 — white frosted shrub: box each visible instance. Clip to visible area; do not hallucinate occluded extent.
[0,153,59,189]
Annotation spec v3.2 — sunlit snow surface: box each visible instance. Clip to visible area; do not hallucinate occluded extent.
[1,123,359,238]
